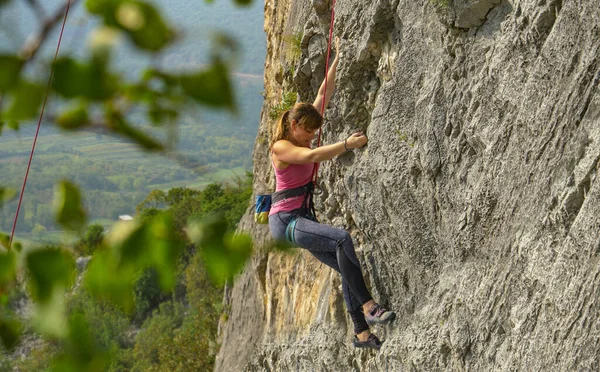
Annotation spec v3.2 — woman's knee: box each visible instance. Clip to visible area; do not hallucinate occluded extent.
[337,231,361,265]
[337,231,353,249]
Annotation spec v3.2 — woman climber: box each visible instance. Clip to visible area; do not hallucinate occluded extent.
[268,37,396,350]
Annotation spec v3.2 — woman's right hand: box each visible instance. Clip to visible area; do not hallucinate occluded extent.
[346,132,368,149]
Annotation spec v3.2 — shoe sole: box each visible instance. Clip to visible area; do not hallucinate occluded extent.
[366,311,396,326]
[353,342,382,350]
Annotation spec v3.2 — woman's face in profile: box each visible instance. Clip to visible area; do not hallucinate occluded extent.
[291,121,317,148]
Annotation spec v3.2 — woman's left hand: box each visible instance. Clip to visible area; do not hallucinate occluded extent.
[346,132,368,149]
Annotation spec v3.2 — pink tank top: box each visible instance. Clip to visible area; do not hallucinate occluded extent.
[269,158,316,215]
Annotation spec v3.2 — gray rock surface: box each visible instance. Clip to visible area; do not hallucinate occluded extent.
[216,0,600,370]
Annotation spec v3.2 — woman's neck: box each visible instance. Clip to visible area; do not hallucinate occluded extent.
[286,136,301,147]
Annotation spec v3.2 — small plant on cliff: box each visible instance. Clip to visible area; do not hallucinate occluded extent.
[395,129,415,147]
[269,91,298,120]
[430,0,451,8]
[283,31,303,63]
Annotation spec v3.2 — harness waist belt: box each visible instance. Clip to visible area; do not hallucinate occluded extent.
[272,181,314,205]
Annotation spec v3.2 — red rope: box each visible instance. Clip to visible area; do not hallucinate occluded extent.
[9,0,72,249]
[312,0,336,184]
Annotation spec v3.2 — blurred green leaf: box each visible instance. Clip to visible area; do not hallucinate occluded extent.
[0,54,22,91]
[0,314,21,352]
[0,234,19,252]
[124,82,151,102]
[143,68,178,88]
[85,0,118,14]
[54,180,87,232]
[263,239,294,253]
[180,58,235,109]
[0,187,17,208]
[146,214,184,290]
[109,214,183,287]
[88,0,173,51]
[148,102,178,126]
[115,1,174,51]
[85,248,137,313]
[0,233,9,250]
[212,32,240,57]
[7,120,19,131]
[1,80,44,121]
[50,313,109,371]
[31,287,68,338]
[52,57,117,100]
[86,214,184,312]
[67,313,95,359]
[106,109,164,151]
[56,104,90,130]
[148,103,164,125]
[107,220,149,266]
[187,217,252,285]
[26,247,76,304]
[233,0,252,6]
[52,58,85,98]
[141,68,155,81]
[0,250,16,286]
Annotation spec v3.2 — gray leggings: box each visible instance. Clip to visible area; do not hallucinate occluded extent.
[268,210,373,312]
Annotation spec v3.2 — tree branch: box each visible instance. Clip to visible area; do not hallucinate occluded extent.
[24,0,46,21]
[11,0,212,175]
[18,0,80,61]
[44,114,213,174]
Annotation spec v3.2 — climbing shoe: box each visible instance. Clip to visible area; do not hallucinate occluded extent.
[353,334,383,350]
[365,303,396,325]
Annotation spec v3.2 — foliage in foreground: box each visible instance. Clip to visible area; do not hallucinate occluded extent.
[2,173,252,370]
[0,0,257,370]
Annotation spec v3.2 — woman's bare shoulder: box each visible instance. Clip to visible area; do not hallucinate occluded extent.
[271,148,290,170]
[272,139,295,153]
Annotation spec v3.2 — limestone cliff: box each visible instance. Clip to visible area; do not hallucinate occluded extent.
[216,0,600,370]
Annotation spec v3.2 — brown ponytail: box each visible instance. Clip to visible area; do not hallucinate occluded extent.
[270,103,323,149]
[270,110,291,150]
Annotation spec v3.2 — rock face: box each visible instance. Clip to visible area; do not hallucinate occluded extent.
[216,0,600,370]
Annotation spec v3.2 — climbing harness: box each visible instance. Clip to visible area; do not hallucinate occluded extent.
[282,182,317,244]
[254,180,316,226]
[10,0,72,249]
[272,181,316,218]
[255,181,316,241]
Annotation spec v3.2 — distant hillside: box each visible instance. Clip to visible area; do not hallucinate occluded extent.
[0,0,265,236]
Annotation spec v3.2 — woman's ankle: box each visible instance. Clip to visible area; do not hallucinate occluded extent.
[362,300,375,314]
[356,330,371,342]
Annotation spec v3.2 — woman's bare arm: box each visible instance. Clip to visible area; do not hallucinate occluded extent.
[273,140,345,164]
[313,37,340,112]
[272,133,367,165]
